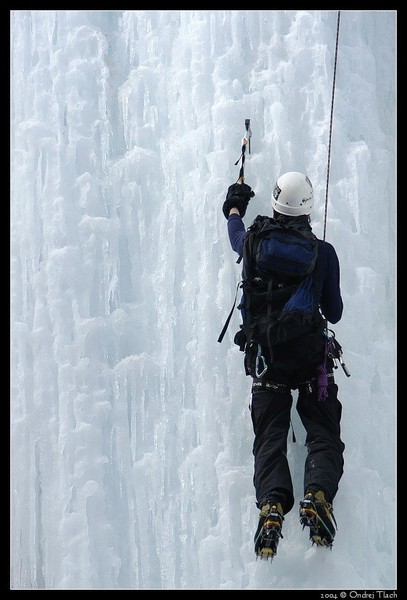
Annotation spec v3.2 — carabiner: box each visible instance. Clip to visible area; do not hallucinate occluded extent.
[255,344,268,378]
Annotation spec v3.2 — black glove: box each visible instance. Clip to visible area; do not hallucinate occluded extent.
[222,183,255,219]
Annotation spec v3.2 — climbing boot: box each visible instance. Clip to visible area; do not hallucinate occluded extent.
[299,489,337,547]
[254,502,284,560]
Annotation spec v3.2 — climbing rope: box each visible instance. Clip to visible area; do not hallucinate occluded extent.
[323,10,341,241]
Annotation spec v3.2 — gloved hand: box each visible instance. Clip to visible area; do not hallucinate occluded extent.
[222,182,255,219]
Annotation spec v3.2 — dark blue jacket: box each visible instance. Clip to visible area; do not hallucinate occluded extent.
[227,213,343,324]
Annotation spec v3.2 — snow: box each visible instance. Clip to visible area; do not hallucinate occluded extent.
[10,9,396,590]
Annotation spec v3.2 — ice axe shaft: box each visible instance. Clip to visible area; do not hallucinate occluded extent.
[235,118,251,183]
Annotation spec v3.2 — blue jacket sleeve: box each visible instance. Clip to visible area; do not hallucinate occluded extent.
[317,241,343,324]
[227,214,246,255]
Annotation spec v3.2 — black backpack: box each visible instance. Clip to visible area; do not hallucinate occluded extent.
[228,215,325,381]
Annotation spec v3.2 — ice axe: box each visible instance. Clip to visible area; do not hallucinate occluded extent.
[234,118,252,184]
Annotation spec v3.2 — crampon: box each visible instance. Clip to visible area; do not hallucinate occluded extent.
[299,490,337,548]
[254,503,284,560]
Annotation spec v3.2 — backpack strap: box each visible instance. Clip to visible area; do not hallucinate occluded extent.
[265,277,275,363]
[240,215,265,277]
[217,281,242,343]
[217,216,265,343]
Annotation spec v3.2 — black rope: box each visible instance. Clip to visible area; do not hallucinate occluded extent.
[323,10,341,241]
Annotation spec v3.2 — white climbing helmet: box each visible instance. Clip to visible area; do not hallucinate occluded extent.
[271,171,314,216]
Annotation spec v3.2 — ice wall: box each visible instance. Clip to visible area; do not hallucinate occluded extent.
[11,10,396,589]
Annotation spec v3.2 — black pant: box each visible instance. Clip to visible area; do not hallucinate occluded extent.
[250,377,345,515]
